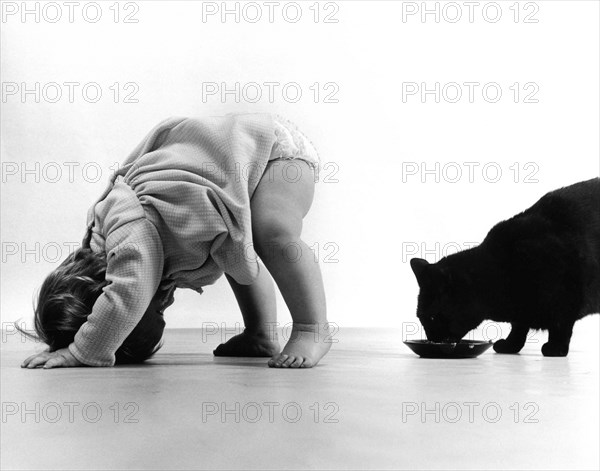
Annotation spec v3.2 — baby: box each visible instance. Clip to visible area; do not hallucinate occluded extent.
[20,113,331,369]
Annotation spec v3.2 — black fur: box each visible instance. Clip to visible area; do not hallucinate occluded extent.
[410,178,600,356]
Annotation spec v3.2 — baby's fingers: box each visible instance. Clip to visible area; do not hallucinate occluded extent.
[43,356,66,369]
[21,348,50,368]
[24,353,51,369]
[21,353,41,368]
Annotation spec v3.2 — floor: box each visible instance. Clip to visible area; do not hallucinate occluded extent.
[2,326,599,470]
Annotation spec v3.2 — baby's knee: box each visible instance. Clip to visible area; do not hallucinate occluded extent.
[253,214,300,259]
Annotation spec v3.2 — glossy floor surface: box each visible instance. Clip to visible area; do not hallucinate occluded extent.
[2,326,599,470]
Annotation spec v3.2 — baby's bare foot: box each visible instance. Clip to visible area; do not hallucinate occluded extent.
[213,330,280,357]
[268,323,332,368]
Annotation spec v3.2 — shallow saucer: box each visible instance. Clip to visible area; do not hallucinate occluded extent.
[403,339,493,358]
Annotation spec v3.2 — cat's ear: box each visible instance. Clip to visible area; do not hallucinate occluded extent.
[410,258,430,285]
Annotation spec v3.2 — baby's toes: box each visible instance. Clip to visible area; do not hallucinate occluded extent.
[290,357,304,368]
[281,356,296,367]
[300,358,314,368]
[268,354,288,368]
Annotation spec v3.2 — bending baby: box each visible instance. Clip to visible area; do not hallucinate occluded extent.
[20,114,331,369]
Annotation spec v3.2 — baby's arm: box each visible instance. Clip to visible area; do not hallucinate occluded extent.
[22,218,163,369]
[23,218,163,369]
[68,217,164,366]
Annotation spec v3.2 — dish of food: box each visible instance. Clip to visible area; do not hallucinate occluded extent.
[403,339,493,358]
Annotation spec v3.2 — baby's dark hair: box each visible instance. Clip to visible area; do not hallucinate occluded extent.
[17,248,165,365]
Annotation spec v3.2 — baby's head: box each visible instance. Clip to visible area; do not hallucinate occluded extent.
[18,247,165,364]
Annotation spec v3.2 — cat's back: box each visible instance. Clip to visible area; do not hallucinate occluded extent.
[541,177,599,210]
[483,178,600,250]
[534,177,600,230]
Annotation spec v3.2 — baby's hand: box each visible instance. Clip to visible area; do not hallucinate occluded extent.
[21,348,85,369]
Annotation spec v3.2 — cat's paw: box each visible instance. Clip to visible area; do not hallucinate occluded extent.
[493,339,523,354]
[541,342,569,357]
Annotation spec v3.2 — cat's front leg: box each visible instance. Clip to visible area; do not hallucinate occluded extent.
[493,323,529,354]
[541,322,574,357]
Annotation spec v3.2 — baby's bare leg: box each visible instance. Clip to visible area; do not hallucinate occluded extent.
[251,160,330,368]
[213,266,281,357]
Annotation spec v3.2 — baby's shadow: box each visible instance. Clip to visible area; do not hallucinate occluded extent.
[142,353,269,368]
[140,353,214,367]
[211,356,270,368]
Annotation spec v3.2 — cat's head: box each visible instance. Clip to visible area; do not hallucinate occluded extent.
[410,257,484,343]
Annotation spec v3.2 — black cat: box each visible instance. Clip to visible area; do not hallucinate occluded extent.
[410,178,599,357]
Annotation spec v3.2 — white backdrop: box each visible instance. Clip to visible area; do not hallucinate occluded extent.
[1,1,599,338]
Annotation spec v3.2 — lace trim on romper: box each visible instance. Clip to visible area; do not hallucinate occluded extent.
[271,114,321,170]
